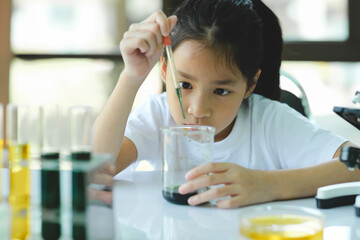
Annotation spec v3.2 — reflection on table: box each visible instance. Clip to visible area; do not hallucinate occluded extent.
[0,155,115,240]
[2,161,360,239]
[113,169,360,240]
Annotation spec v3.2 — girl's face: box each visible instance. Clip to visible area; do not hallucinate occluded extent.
[164,40,257,142]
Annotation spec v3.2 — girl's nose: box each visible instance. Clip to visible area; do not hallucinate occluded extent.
[187,92,211,119]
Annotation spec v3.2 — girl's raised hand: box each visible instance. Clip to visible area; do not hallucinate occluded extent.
[178,162,275,208]
[120,10,177,86]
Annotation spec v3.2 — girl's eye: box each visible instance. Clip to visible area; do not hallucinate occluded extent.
[180,81,192,89]
[214,88,230,96]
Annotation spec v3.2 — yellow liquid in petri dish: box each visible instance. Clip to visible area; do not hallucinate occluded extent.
[240,215,323,240]
[9,144,31,207]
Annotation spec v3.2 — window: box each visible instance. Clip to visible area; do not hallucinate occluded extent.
[10,0,163,115]
[263,0,348,42]
[263,0,360,143]
[264,0,360,61]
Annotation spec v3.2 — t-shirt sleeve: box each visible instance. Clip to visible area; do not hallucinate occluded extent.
[124,94,165,163]
[264,102,347,169]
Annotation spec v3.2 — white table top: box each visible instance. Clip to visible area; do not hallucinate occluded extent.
[1,164,359,239]
[113,170,360,240]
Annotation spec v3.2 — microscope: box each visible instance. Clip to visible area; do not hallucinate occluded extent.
[316,91,360,216]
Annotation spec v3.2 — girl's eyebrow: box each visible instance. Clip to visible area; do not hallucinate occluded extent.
[178,70,237,85]
[178,71,196,80]
[212,79,237,85]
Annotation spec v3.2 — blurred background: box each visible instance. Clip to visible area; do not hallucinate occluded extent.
[0,0,359,144]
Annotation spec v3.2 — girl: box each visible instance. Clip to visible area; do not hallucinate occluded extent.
[93,0,360,208]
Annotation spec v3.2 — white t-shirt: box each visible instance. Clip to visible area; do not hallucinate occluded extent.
[124,92,346,171]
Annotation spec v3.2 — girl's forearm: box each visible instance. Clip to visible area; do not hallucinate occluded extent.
[266,160,360,201]
[92,71,143,157]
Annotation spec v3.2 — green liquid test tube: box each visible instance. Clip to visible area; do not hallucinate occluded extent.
[40,104,61,240]
[69,106,93,240]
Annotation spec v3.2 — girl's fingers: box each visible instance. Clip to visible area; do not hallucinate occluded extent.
[179,171,232,194]
[143,10,171,36]
[88,188,113,206]
[168,15,178,32]
[121,33,153,55]
[123,11,178,56]
[91,172,114,186]
[104,163,116,176]
[185,162,233,180]
[216,196,244,209]
[187,185,237,206]
[128,22,163,49]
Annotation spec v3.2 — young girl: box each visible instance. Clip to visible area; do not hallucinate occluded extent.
[93,0,360,208]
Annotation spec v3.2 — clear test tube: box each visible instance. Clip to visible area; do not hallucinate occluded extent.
[69,106,93,161]
[29,106,41,159]
[41,105,60,159]
[40,104,61,240]
[6,104,31,238]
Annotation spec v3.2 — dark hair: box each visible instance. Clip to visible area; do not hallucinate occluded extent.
[252,0,283,100]
[166,0,282,100]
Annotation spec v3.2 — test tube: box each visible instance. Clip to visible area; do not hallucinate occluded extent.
[7,104,31,208]
[69,106,93,239]
[41,105,60,159]
[0,103,3,202]
[11,207,30,240]
[29,106,41,159]
[69,106,93,161]
[0,103,3,160]
[6,104,31,239]
[40,104,61,240]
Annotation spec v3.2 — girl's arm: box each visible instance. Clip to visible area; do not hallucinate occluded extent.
[179,141,360,208]
[265,141,360,201]
[93,72,141,173]
[92,11,177,173]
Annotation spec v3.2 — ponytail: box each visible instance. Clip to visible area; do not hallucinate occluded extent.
[252,0,283,101]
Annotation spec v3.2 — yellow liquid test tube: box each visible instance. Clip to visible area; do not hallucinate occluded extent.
[0,139,2,203]
[9,144,30,207]
[11,206,30,240]
[6,104,31,208]
[0,102,3,202]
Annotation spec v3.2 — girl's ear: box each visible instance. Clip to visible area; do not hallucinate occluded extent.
[244,69,261,99]
[160,56,167,83]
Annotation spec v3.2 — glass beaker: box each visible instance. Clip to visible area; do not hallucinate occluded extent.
[161,125,215,205]
[239,205,325,240]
